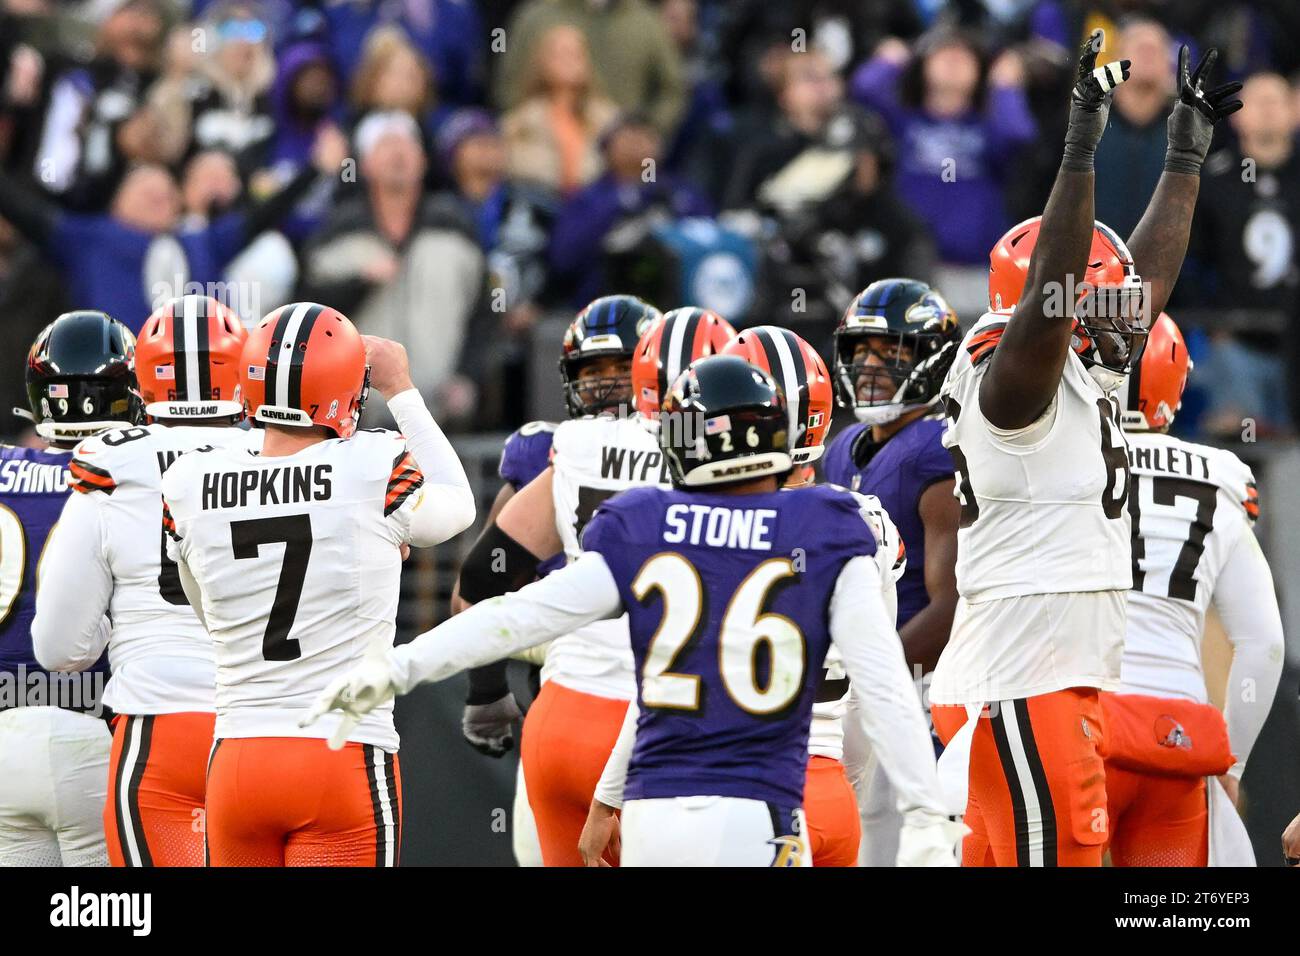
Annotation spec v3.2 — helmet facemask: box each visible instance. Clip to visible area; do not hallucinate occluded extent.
[1073,276,1149,391]
[834,330,945,425]
[562,353,633,418]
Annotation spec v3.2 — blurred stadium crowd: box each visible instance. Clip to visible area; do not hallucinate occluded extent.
[1,0,1298,440]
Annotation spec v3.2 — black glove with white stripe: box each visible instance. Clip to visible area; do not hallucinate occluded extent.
[1062,29,1130,171]
[1164,46,1242,175]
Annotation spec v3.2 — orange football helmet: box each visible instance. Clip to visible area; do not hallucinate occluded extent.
[721,325,832,465]
[240,302,368,438]
[136,295,247,420]
[988,216,1148,379]
[1120,312,1190,431]
[632,307,737,419]
[989,216,1138,312]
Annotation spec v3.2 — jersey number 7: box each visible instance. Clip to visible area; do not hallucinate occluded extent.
[230,514,314,661]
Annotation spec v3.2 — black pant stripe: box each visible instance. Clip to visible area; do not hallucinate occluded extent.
[124,715,156,866]
[989,703,1031,867]
[111,715,136,865]
[363,744,385,867]
[203,738,223,867]
[1013,698,1058,867]
[383,751,400,867]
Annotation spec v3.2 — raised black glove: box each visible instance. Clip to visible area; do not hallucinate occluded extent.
[1063,29,1131,171]
[1165,46,1243,175]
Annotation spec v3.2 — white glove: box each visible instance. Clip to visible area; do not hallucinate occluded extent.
[300,656,399,750]
[896,809,968,867]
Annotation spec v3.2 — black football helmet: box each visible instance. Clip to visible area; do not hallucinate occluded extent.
[558,294,661,417]
[833,278,962,426]
[24,310,142,444]
[660,354,792,488]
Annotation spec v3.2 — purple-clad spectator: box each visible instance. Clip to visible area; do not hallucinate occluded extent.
[850,29,1036,313]
[254,37,342,240]
[322,0,485,109]
[549,114,712,308]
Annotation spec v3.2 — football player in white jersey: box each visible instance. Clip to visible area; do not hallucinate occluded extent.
[929,33,1241,866]
[160,304,474,866]
[1,311,141,868]
[1104,314,1283,866]
[33,296,250,867]
[307,355,964,868]
[452,298,735,865]
[721,324,905,866]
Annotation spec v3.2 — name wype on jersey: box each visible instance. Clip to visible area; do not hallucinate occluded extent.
[600,445,671,483]
[201,464,333,510]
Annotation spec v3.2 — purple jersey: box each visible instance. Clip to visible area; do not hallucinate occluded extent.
[0,446,108,682]
[823,416,954,626]
[498,421,556,490]
[581,483,878,807]
[498,421,563,578]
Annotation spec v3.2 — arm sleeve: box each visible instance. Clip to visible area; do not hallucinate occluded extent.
[1213,529,1285,779]
[385,388,476,546]
[830,555,946,815]
[388,551,623,694]
[32,491,113,672]
[593,700,639,809]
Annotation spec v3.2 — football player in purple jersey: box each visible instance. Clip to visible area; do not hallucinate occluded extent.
[0,310,141,865]
[308,355,962,866]
[823,277,963,864]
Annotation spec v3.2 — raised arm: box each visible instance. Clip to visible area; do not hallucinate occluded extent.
[980,30,1129,429]
[1125,47,1242,319]
[828,554,966,865]
[302,551,625,746]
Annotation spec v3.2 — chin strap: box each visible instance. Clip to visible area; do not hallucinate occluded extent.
[853,399,936,428]
[1086,365,1128,394]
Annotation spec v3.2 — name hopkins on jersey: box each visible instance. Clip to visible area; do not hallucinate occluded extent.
[1128,443,1210,480]
[201,464,333,510]
[600,445,672,484]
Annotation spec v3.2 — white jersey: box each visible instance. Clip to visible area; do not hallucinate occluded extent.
[162,429,429,750]
[42,424,253,714]
[809,491,905,761]
[542,415,672,700]
[1121,431,1258,701]
[931,312,1131,704]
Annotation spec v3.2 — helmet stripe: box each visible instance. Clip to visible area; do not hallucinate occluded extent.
[194,295,211,400]
[284,304,324,411]
[182,296,204,402]
[782,329,810,447]
[174,299,190,400]
[663,312,696,400]
[759,329,804,450]
[263,305,295,407]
